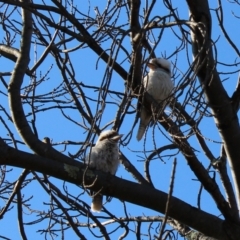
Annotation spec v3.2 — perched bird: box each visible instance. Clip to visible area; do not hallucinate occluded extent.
[87,130,123,212]
[42,137,52,153]
[42,137,51,145]
[136,58,174,141]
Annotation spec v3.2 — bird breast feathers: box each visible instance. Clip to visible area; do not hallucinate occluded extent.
[87,142,119,175]
[143,71,173,100]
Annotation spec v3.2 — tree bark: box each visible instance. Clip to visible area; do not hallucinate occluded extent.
[0,139,239,239]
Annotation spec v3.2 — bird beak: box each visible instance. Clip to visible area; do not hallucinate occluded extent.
[111,134,123,142]
[147,62,156,70]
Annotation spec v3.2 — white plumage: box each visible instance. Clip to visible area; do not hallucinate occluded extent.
[136,58,174,141]
[87,130,122,212]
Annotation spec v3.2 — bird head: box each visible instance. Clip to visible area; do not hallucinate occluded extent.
[147,58,171,75]
[96,130,123,145]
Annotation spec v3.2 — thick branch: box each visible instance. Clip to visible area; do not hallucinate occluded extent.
[7,2,77,164]
[186,0,240,211]
[128,0,143,91]
[0,139,237,240]
[143,91,236,222]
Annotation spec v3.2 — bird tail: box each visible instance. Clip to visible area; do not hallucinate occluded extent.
[136,121,147,141]
[91,194,103,212]
[136,107,151,141]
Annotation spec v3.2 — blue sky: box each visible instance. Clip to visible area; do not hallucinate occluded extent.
[0,0,240,239]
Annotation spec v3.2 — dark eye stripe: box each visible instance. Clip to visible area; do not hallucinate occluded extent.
[156,63,170,74]
[150,59,170,74]
[99,131,118,141]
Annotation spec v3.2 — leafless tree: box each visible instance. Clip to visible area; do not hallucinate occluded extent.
[0,0,240,239]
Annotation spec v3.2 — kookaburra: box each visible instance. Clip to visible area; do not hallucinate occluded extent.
[136,58,174,141]
[87,130,123,212]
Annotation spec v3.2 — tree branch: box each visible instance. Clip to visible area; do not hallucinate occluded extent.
[0,138,238,239]
[186,0,240,213]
